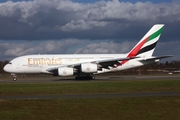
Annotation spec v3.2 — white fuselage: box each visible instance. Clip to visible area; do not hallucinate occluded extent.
[3,54,145,75]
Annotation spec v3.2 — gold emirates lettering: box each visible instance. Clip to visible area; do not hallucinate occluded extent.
[28,58,62,65]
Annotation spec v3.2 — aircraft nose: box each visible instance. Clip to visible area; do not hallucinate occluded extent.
[3,65,10,72]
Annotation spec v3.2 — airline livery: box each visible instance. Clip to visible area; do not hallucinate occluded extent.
[4,24,172,81]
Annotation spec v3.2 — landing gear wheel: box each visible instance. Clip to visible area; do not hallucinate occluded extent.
[13,77,17,81]
[75,76,79,80]
[11,73,17,81]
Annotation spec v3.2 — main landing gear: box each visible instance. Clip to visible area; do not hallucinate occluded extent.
[11,73,17,81]
[75,76,95,80]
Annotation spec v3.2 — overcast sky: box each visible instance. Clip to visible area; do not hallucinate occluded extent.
[0,0,180,61]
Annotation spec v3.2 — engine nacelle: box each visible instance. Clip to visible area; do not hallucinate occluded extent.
[81,63,97,73]
[58,67,73,76]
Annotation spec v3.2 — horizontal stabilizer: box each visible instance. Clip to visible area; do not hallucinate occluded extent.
[139,55,173,62]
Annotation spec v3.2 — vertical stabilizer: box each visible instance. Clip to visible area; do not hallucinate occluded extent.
[121,24,164,64]
[128,24,164,57]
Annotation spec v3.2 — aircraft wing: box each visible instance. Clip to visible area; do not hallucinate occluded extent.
[91,57,137,69]
[45,56,137,74]
[73,56,138,70]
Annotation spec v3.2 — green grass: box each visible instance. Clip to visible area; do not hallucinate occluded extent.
[0,80,180,95]
[0,97,180,120]
[0,79,180,120]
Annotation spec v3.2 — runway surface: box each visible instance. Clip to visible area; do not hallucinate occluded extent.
[0,92,180,100]
[0,75,180,100]
[1,75,180,83]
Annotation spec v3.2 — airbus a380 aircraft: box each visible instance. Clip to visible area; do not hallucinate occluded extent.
[4,24,172,81]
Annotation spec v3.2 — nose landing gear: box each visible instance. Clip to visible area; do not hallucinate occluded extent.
[11,73,17,81]
[13,77,17,81]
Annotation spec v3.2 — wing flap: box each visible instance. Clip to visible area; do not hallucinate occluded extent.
[95,56,138,69]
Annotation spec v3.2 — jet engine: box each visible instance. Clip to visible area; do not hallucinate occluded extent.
[58,67,74,76]
[81,63,97,73]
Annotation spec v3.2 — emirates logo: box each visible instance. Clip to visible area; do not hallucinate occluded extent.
[86,66,90,71]
[63,70,67,75]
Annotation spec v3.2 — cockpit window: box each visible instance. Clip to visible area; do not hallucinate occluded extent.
[8,62,12,64]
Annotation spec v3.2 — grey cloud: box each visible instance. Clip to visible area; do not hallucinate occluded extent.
[1,39,179,61]
[61,20,108,32]
[75,40,180,61]
[0,40,136,60]
[0,0,179,61]
[0,0,179,40]
[75,41,135,54]
[0,39,82,60]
